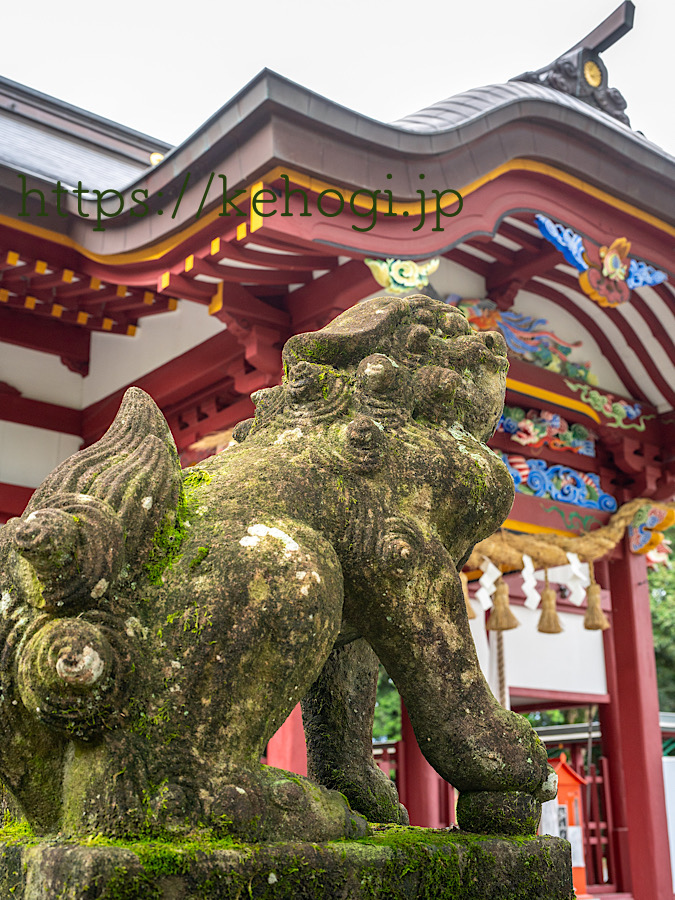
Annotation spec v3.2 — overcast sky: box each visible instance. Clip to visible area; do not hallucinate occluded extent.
[2,0,673,156]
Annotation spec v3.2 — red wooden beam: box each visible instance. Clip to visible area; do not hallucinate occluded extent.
[523,279,646,404]
[498,221,544,255]
[168,395,256,451]
[550,270,675,411]
[286,259,377,332]
[444,248,492,278]
[186,257,313,287]
[207,281,290,329]
[0,391,81,435]
[0,305,90,373]
[487,247,561,293]
[466,236,517,267]
[0,481,33,522]
[212,240,338,272]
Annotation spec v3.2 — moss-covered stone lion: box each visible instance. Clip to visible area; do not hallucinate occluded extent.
[0,294,555,841]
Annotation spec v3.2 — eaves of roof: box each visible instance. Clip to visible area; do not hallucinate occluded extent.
[0,69,672,255]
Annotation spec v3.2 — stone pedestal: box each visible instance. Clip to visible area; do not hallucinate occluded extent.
[0,827,573,899]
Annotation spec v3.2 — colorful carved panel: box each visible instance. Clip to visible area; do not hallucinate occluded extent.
[564,381,654,431]
[498,406,596,457]
[628,505,675,555]
[535,214,668,308]
[501,453,617,512]
[454,298,597,384]
[364,258,440,293]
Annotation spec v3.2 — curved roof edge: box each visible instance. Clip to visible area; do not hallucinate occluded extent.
[1,68,673,256]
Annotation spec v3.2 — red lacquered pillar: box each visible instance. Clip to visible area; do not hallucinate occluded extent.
[265,703,308,776]
[608,541,672,900]
[399,703,442,827]
[598,562,632,893]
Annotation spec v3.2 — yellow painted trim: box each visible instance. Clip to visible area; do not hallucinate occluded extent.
[126,324,137,336]
[90,277,101,291]
[250,181,264,233]
[76,311,88,325]
[35,260,47,275]
[167,298,178,311]
[160,272,170,290]
[24,296,36,310]
[506,377,601,423]
[503,518,571,537]
[143,291,154,305]
[102,318,113,331]
[185,254,194,273]
[211,237,220,256]
[209,281,223,316]
[63,269,74,283]
[0,158,672,267]
[0,289,7,302]
[115,284,127,297]
[51,304,63,318]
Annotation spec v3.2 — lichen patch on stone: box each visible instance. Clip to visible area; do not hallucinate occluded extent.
[274,428,303,445]
[90,578,108,599]
[239,524,300,556]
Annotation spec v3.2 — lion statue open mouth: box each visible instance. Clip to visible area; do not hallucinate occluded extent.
[0,294,555,840]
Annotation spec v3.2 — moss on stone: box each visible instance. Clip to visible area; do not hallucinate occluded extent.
[0,825,574,899]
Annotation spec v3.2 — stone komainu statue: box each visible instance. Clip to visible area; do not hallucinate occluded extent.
[0,294,555,840]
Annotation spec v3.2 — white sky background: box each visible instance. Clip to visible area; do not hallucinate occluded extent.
[1,0,673,156]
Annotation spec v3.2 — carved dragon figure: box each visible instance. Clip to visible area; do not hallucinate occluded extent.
[0,294,555,841]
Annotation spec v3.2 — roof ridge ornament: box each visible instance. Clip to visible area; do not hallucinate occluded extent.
[510,1,634,126]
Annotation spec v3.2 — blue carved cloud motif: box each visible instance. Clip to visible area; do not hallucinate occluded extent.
[535,214,668,294]
[534,214,588,272]
[501,453,617,512]
[626,260,668,290]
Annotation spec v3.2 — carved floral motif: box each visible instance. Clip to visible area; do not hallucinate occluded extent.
[628,505,675,555]
[498,406,596,457]
[364,258,439,293]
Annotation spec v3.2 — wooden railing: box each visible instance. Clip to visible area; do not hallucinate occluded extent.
[583,757,618,892]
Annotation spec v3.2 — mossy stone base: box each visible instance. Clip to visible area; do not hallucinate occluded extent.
[0,827,573,899]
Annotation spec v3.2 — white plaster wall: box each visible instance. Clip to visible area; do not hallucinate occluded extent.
[0,343,85,408]
[82,301,226,407]
[502,606,607,696]
[0,301,226,412]
[0,420,81,488]
[468,600,490,679]
[431,257,486,301]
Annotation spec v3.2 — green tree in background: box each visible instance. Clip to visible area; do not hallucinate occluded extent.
[649,526,675,712]
[373,667,401,742]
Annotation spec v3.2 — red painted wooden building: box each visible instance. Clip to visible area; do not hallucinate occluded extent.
[0,4,673,897]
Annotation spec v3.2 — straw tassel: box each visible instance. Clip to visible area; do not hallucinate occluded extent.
[584,563,610,631]
[487,578,519,631]
[538,570,563,634]
[460,571,476,619]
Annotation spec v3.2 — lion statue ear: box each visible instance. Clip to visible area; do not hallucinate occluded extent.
[282,296,407,370]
